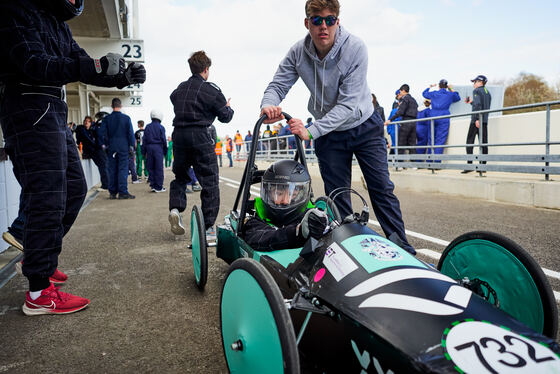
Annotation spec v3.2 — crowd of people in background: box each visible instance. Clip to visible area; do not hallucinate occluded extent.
[71,74,491,184]
[0,0,497,319]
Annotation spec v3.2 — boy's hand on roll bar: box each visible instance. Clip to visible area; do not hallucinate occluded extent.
[288,118,309,140]
[260,106,284,124]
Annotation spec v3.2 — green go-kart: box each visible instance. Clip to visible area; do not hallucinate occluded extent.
[189,113,559,373]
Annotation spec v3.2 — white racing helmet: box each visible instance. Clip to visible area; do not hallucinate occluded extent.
[150,109,163,122]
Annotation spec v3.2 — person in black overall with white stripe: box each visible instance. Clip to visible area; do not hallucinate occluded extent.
[0,0,145,315]
[167,51,234,238]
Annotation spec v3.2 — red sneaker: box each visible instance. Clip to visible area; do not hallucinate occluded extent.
[15,262,68,285]
[22,284,90,316]
[50,268,68,284]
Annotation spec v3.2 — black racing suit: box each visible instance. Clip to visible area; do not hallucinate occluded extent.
[0,0,127,291]
[243,217,306,252]
[389,94,418,155]
[466,86,492,163]
[75,124,109,189]
[168,74,234,229]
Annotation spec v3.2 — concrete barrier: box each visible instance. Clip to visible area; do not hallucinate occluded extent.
[0,159,100,252]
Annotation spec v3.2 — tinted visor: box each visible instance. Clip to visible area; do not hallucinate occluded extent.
[262,181,310,209]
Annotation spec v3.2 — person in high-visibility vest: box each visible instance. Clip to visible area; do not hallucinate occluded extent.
[215,137,223,167]
[225,135,233,167]
[234,130,243,160]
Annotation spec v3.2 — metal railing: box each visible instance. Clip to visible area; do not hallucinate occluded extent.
[236,101,560,181]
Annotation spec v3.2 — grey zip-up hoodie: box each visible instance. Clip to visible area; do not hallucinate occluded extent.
[261,26,373,139]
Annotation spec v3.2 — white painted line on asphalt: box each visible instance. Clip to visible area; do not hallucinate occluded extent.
[368,219,451,247]
[544,269,560,280]
[220,176,243,185]
[223,180,259,197]
[416,248,443,261]
[220,176,560,284]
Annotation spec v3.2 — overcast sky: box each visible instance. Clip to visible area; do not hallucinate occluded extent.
[125,0,560,138]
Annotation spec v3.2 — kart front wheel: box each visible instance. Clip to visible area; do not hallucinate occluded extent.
[190,205,208,290]
[438,231,558,338]
[220,258,300,374]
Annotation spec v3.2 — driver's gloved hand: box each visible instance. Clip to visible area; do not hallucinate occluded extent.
[117,62,146,89]
[128,146,134,156]
[300,208,329,239]
[95,53,125,75]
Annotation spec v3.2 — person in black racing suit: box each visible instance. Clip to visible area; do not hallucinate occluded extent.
[0,0,146,315]
[243,160,328,251]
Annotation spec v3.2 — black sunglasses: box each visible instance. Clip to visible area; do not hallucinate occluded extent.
[309,15,338,27]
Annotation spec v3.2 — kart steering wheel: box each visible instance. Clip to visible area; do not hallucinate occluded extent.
[322,187,370,225]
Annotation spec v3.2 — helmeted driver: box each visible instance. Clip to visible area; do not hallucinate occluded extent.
[0,0,145,315]
[244,160,329,251]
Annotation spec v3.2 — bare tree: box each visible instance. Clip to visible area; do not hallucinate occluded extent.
[504,72,560,114]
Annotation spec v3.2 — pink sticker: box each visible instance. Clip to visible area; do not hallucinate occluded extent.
[314,268,326,282]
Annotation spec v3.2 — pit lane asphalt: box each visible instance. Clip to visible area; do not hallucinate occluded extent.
[0,164,559,372]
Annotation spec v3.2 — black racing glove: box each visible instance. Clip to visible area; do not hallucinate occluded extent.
[300,208,329,239]
[95,53,125,76]
[117,62,146,89]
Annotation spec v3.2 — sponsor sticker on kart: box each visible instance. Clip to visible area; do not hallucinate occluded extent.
[322,242,358,281]
[341,235,427,273]
[442,320,560,374]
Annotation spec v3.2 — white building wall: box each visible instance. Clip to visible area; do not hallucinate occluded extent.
[0,159,100,252]
[446,109,560,156]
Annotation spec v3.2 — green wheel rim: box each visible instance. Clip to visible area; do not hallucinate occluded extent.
[314,196,342,223]
[191,209,201,282]
[439,236,545,334]
[220,259,299,373]
[190,206,207,289]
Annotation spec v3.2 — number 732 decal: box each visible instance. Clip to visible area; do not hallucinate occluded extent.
[443,320,560,373]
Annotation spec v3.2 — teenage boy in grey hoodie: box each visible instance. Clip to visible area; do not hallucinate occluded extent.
[260,0,415,254]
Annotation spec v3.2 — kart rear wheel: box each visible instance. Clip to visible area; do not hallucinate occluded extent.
[314,196,342,223]
[190,205,208,290]
[220,258,300,374]
[438,231,558,338]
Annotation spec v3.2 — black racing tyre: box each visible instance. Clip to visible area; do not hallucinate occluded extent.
[438,231,558,338]
[220,258,300,374]
[313,196,342,223]
[190,205,208,290]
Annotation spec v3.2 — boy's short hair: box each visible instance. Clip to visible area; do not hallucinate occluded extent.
[188,51,212,75]
[305,0,340,17]
[137,120,144,127]
[111,97,122,108]
[399,84,410,93]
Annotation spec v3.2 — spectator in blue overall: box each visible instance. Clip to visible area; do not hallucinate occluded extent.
[100,98,137,199]
[0,0,145,315]
[279,122,296,152]
[143,109,167,192]
[260,0,415,254]
[245,131,252,153]
[416,98,432,156]
[421,79,461,161]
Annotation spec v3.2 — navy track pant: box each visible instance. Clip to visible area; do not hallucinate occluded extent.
[1,95,87,291]
[314,112,413,252]
[145,145,164,190]
[107,151,129,195]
